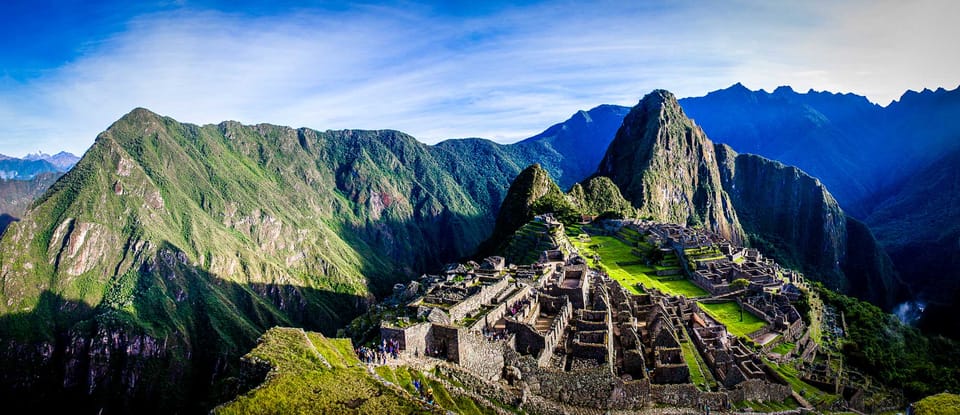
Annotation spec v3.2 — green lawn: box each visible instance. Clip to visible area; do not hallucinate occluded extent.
[697,301,767,339]
[572,234,707,297]
[770,341,796,355]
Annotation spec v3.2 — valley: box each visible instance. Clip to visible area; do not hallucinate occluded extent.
[0,88,955,414]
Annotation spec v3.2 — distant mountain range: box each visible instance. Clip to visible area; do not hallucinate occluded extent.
[0,151,79,179]
[0,151,79,234]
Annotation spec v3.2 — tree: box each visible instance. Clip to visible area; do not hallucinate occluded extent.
[730,278,750,321]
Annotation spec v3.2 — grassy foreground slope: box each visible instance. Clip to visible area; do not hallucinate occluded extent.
[219,327,504,415]
[216,328,431,414]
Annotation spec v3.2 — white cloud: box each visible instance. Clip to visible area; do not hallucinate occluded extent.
[0,0,957,156]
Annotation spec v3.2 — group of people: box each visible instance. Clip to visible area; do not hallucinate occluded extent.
[356,338,401,365]
[423,344,449,359]
[482,327,508,342]
[507,295,533,318]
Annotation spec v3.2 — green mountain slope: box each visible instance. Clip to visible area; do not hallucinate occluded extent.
[0,108,518,412]
[568,175,635,218]
[865,147,960,335]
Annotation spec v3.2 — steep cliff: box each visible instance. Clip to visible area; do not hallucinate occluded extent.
[715,144,898,304]
[597,90,744,244]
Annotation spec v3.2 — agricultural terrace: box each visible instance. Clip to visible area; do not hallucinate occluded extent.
[697,301,767,339]
[567,225,707,297]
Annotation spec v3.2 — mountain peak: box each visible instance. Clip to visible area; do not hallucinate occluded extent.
[116,107,163,126]
[639,89,680,109]
[773,85,796,95]
[597,89,744,243]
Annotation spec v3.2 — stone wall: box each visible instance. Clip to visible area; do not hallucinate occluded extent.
[471,284,532,332]
[652,362,690,384]
[622,348,647,379]
[431,324,462,362]
[726,378,792,403]
[457,329,507,381]
[539,298,573,367]
[380,322,431,357]
[651,383,727,409]
[507,320,545,357]
[448,276,510,321]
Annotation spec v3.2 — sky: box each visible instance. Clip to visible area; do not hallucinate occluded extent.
[0,0,957,156]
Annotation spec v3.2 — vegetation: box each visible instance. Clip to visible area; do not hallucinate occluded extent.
[818,284,960,400]
[697,302,766,339]
[764,358,840,407]
[572,233,707,297]
[567,175,636,218]
[770,341,795,356]
[913,393,960,415]
[217,328,430,414]
[680,326,717,391]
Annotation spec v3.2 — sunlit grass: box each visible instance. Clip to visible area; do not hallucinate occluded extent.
[697,301,766,339]
[572,234,707,297]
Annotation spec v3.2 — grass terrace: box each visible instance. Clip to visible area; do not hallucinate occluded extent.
[763,358,840,408]
[680,326,717,391]
[771,341,796,356]
[697,301,767,339]
[571,233,707,297]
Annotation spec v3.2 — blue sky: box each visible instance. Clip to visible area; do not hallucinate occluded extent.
[0,0,957,156]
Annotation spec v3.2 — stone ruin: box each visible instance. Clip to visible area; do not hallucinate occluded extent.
[378,220,820,411]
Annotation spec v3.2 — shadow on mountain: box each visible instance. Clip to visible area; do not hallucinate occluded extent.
[0,250,367,414]
[0,213,18,236]
[341,209,495,296]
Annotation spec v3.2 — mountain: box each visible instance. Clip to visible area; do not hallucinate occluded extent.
[567,175,635,218]
[0,158,61,180]
[0,172,63,234]
[0,88,920,410]
[0,152,79,235]
[23,151,81,171]
[0,151,79,180]
[0,108,536,412]
[864,147,960,335]
[679,83,960,215]
[0,102,642,412]
[597,90,744,244]
[599,90,899,305]
[513,104,631,189]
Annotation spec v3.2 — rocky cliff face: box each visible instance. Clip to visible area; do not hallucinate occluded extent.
[597,90,744,244]
[714,145,844,278]
[598,90,898,306]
